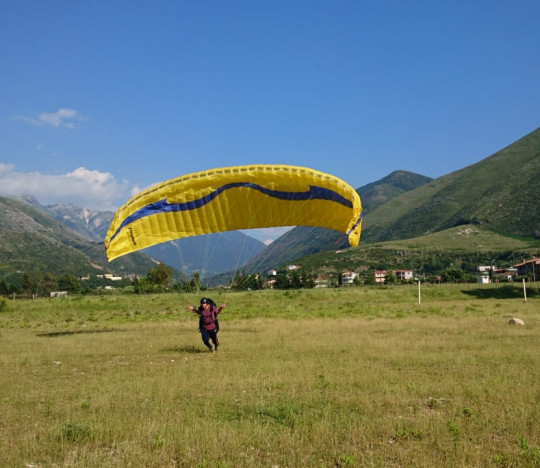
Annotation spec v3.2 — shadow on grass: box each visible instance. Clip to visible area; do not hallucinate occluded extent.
[461,285,539,300]
[37,328,120,338]
[160,345,208,354]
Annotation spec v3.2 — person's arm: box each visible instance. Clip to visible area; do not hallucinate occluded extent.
[218,303,226,313]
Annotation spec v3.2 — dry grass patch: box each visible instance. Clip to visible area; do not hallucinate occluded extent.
[1,286,539,466]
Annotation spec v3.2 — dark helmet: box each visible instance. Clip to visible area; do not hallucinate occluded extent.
[200,297,209,304]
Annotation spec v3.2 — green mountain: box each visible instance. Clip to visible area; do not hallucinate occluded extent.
[362,127,540,243]
[0,196,158,280]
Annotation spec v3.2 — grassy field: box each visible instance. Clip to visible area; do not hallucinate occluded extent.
[1,284,539,467]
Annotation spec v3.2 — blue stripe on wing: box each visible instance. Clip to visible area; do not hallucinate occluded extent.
[108,182,353,246]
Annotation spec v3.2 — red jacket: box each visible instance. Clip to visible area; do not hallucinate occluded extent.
[197,304,220,331]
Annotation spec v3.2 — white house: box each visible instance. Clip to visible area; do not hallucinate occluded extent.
[50,291,68,298]
[476,265,496,284]
[393,269,413,281]
[341,271,357,285]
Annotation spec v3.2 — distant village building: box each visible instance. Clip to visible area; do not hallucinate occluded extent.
[476,265,495,284]
[286,265,301,271]
[476,264,519,283]
[314,276,330,288]
[500,268,517,282]
[341,271,357,285]
[513,258,540,279]
[95,274,123,281]
[374,270,386,283]
[393,269,413,281]
[50,291,68,298]
[267,269,277,277]
[477,273,491,284]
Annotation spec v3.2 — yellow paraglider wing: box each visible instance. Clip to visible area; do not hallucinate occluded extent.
[105,164,363,261]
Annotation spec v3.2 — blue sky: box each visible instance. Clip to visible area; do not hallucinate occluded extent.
[1,1,539,241]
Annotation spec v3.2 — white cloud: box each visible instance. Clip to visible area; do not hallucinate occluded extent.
[0,164,293,241]
[0,164,131,211]
[14,108,83,129]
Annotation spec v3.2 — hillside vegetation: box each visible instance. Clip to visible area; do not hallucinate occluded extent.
[294,225,540,278]
[362,127,540,242]
[0,196,158,280]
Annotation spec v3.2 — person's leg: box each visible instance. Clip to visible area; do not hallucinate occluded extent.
[200,329,213,351]
[209,331,219,350]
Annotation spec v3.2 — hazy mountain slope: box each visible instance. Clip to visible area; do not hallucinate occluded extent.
[144,231,265,277]
[44,203,113,242]
[362,127,540,242]
[0,196,158,278]
[245,170,433,272]
[15,195,114,242]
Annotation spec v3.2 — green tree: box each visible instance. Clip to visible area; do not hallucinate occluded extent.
[190,272,202,291]
[41,272,58,295]
[134,277,151,294]
[147,263,173,289]
[274,273,290,289]
[302,272,315,289]
[232,272,262,291]
[442,268,466,283]
[290,271,302,289]
[58,274,82,293]
[0,279,10,296]
[364,274,376,286]
[385,271,397,285]
[22,272,38,297]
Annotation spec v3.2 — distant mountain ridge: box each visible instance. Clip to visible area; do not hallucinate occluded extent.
[14,195,114,242]
[361,126,540,243]
[44,203,112,242]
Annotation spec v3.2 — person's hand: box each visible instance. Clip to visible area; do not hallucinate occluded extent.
[220,303,226,309]
[188,305,194,311]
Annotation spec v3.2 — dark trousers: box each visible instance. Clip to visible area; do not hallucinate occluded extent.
[201,328,219,350]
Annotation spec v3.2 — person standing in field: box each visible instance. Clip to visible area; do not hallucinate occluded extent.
[189,297,226,352]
